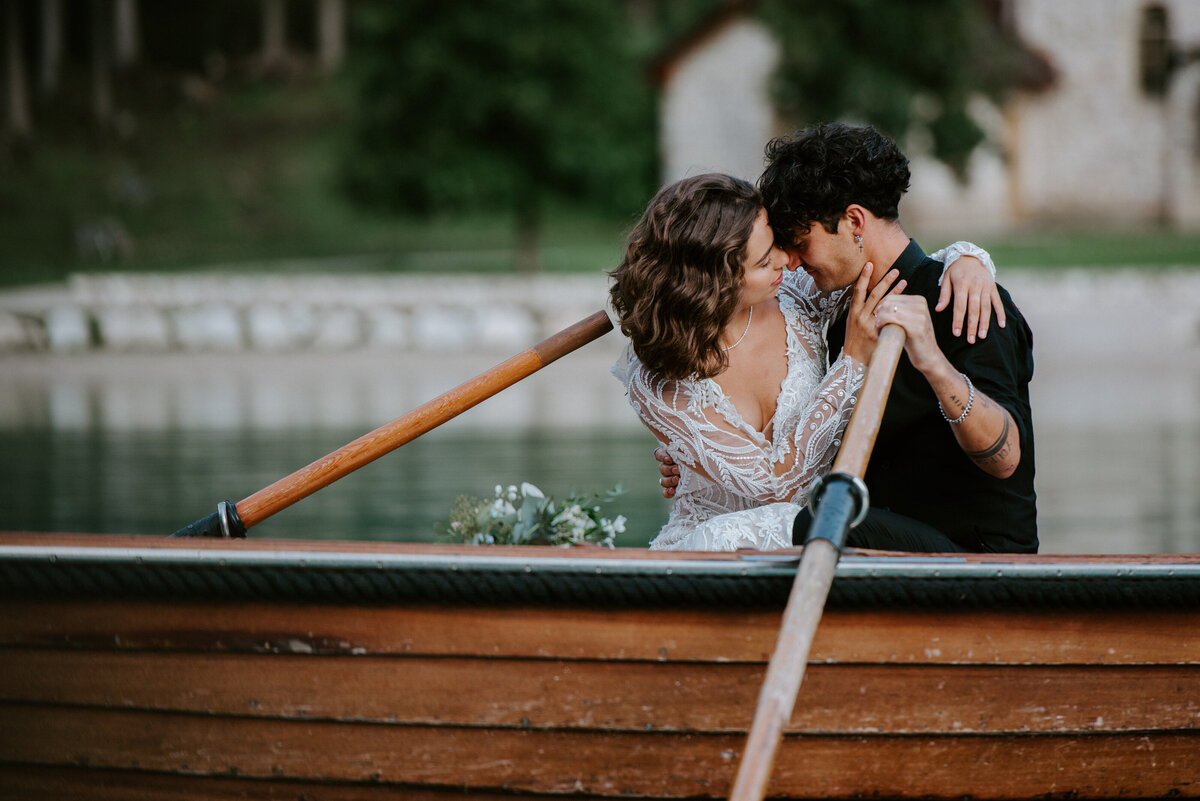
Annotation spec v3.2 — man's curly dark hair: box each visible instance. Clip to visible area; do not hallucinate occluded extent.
[759,123,911,242]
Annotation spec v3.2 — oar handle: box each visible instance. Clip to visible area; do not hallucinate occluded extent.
[830,323,906,477]
[729,323,907,801]
[534,311,616,364]
[172,310,613,537]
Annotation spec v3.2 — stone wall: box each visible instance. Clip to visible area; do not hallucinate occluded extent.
[5,270,1200,361]
[1008,0,1200,226]
[3,267,1199,434]
[660,17,781,185]
[0,273,613,354]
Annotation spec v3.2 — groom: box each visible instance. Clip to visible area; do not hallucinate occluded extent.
[659,123,1037,553]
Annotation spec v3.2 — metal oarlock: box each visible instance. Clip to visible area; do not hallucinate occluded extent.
[169,500,247,538]
[809,472,870,529]
[804,472,871,550]
[215,501,246,538]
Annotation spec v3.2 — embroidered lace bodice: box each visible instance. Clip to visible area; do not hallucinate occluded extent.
[612,243,990,552]
[613,269,863,551]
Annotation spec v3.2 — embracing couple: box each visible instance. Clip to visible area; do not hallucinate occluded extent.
[609,123,1037,554]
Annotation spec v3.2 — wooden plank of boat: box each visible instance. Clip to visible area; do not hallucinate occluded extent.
[1,533,1198,800]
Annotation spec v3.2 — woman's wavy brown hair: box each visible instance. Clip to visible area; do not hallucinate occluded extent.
[609,174,762,381]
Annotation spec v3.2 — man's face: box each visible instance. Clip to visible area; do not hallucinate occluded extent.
[783,217,863,292]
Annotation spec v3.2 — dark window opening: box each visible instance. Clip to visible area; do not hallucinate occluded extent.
[1139,4,1171,98]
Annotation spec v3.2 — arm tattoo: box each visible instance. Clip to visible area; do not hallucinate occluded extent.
[966,413,1012,466]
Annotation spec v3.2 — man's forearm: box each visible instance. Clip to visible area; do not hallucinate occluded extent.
[923,362,1021,479]
[876,295,1023,480]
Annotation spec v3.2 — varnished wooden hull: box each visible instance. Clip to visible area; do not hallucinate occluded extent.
[1,534,1198,799]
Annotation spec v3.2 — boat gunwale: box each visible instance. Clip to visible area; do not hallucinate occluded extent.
[4,534,1200,610]
[3,540,1200,582]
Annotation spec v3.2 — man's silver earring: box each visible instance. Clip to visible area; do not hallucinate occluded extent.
[854,234,863,253]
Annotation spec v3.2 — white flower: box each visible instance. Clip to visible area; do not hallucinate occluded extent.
[520,482,545,499]
[600,515,627,537]
[552,504,597,540]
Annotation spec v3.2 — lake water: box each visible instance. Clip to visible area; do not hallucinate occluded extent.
[2,331,1199,554]
[3,421,1198,553]
[0,426,671,548]
[0,347,678,547]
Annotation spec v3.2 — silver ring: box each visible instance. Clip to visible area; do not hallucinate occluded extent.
[217,500,234,538]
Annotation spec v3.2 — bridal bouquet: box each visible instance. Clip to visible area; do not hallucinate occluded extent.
[435,482,626,548]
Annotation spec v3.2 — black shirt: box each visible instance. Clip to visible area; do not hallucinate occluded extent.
[826,240,1038,552]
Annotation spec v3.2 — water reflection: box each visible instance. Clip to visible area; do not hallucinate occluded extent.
[3,420,1197,553]
[0,427,671,547]
[1036,424,1200,553]
[2,337,1199,554]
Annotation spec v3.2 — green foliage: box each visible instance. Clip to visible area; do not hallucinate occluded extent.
[0,73,635,286]
[757,0,1027,176]
[7,0,1197,288]
[340,1,657,219]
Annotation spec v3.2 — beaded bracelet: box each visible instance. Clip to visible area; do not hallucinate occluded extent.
[939,372,974,424]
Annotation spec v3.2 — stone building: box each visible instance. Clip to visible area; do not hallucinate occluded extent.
[654,0,1200,233]
[652,2,782,191]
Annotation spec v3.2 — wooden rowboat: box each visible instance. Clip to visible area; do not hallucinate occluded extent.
[1,532,1197,800]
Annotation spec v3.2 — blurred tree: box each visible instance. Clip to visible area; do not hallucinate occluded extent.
[2,0,33,144]
[317,0,345,74]
[757,0,1029,177]
[340,0,657,273]
[114,0,140,69]
[90,0,115,126]
[260,0,287,71]
[39,0,64,99]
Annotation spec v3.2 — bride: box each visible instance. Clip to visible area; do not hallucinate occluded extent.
[608,174,996,551]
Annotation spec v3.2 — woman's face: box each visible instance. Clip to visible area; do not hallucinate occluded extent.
[737,209,787,308]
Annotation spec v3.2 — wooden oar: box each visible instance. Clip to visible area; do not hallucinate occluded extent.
[171,310,614,538]
[729,323,907,801]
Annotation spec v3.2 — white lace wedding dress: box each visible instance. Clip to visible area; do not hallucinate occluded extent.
[613,269,859,551]
[612,244,990,552]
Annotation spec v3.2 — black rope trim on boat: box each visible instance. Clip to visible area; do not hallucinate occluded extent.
[1,557,1198,609]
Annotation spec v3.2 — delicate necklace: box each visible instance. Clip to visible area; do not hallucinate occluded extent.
[722,306,753,351]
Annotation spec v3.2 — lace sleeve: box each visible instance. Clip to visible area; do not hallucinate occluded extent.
[620,351,866,506]
[931,241,997,285]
